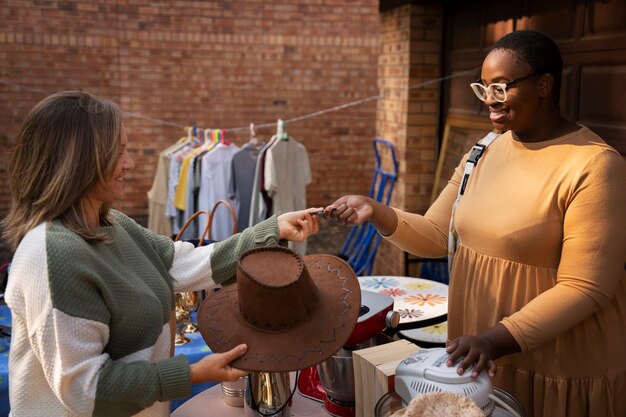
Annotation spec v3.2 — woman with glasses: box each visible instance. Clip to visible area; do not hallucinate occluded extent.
[324,30,625,417]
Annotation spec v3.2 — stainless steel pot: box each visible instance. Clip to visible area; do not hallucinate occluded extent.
[316,334,389,406]
[244,371,291,417]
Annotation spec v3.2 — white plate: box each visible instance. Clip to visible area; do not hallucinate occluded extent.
[399,321,447,344]
[358,276,448,325]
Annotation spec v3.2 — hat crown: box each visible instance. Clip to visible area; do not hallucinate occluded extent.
[237,247,319,332]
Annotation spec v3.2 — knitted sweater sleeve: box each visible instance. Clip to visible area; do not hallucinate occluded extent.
[169,214,280,292]
[113,210,280,291]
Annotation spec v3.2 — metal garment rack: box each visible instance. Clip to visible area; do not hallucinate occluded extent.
[339,138,398,276]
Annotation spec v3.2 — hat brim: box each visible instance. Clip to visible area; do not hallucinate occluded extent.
[197,254,361,372]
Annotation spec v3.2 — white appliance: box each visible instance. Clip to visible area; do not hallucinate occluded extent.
[394,348,523,417]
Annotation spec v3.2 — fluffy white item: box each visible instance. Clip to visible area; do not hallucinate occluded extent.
[391,391,484,417]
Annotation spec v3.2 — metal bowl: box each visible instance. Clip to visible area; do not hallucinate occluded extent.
[374,391,404,417]
[316,348,355,403]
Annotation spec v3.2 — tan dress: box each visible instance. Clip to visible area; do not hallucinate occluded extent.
[385,127,626,417]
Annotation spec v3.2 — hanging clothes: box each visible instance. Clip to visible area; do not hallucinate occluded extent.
[166,140,199,235]
[177,141,217,240]
[147,125,311,247]
[147,139,186,236]
[228,142,264,232]
[248,136,279,228]
[264,134,311,255]
[173,146,204,212]
[197,142,240,241]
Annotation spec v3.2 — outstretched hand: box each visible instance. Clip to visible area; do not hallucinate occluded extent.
[277,208,321,242]
[190,344,249,383]
[323,195,375,226]
[323,195,397,236]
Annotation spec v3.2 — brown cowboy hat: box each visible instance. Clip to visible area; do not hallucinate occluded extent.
[197,246,361,372]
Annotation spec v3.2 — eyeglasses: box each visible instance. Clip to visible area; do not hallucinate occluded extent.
[469,72,540,103]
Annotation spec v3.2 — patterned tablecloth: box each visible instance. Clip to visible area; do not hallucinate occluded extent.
[358,276,448,344]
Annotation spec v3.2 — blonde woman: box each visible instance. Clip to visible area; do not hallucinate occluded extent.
[2,91,321,417]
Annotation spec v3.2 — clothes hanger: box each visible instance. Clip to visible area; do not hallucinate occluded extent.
[276,119,288,140]
[190,126,203,145]
[184,126,193,144]
[220,129,232,146]
[249,123,259,147]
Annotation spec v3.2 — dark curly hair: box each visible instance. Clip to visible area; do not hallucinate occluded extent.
[492,30,563,100]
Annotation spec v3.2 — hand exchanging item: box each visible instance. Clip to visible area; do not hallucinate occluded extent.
[322,195,398,236]
[277,208,322,242]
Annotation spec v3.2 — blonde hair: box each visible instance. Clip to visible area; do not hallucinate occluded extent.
[2,91,123,250]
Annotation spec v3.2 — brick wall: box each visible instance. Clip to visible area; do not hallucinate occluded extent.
[0,0,380,264]
[373,3,443,276]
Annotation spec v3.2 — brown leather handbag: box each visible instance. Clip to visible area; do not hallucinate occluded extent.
[207,199,238,240]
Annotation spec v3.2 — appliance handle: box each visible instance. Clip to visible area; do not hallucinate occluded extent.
[488,393,522,417]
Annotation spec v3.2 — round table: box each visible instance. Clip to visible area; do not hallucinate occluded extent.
[171,374,520,417]
[172,278,522,417]
[171,372,329,417]
[358,276,448,345]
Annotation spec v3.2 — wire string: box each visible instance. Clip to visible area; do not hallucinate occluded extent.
[1,67,479,133]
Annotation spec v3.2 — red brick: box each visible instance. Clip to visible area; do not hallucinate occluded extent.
[0,0,380,263]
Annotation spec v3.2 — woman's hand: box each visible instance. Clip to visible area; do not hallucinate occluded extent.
[190,344,249,383]
[324,195,397,236]
[277,208,321,242]
[445,336,497,378]
[445,323,520,378]
[324,195,375,226]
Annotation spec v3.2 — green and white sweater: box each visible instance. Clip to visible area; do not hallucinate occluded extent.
[5,210,280,417]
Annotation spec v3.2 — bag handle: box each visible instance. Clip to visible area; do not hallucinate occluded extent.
[207,199,238,240]
[448,131,500,274]
[175,210,212,246]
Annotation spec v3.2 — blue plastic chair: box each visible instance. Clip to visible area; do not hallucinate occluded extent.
[339,139,398,275]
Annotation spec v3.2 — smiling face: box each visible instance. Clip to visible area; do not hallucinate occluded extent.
[108,126,135,202]
[480,49,543,136]
[83,125,135,215]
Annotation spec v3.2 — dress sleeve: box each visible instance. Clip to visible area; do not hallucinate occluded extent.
[501,150,626,351]
[384,152,468,258]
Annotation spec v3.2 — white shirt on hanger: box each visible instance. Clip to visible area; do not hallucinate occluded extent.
[197,143,241,242]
